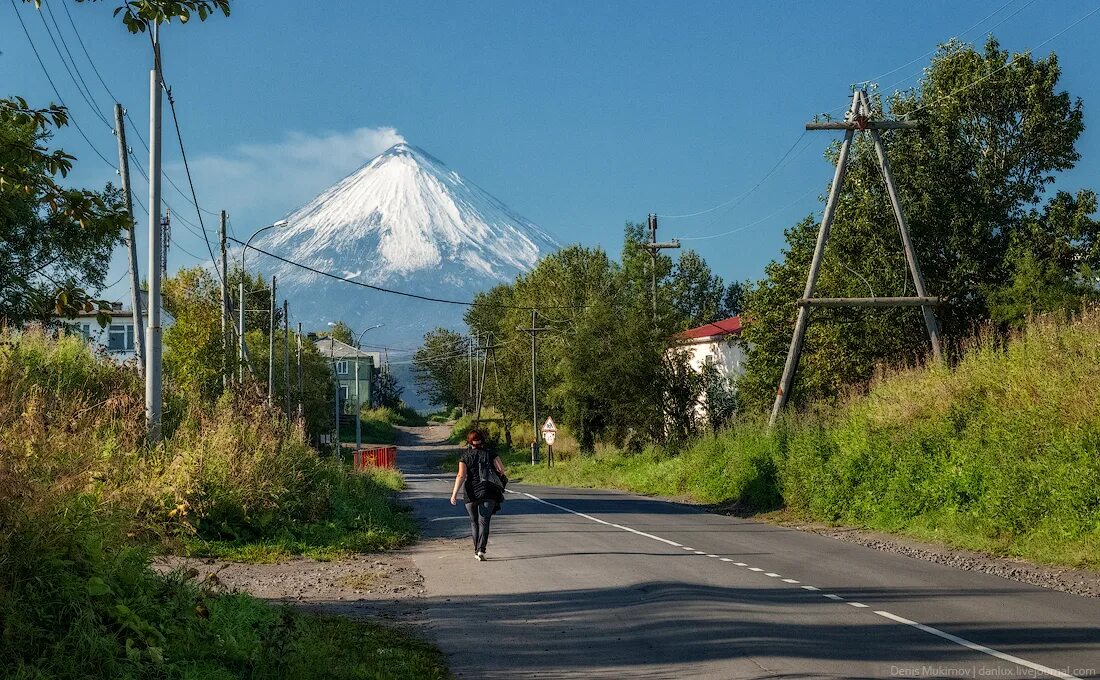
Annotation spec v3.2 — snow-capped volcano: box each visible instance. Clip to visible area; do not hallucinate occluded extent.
[245,142,558,363]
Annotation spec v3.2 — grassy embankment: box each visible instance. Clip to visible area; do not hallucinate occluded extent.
[349,405,429,446]
[507,314,1100,570]
[0,330,445,679]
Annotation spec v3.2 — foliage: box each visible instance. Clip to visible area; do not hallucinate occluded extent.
[372,366,404,408]
[0,99,125,326]
[412,327,469,409]
[515,312,1100,569]
[324,320,355,346]
[0,328,441,678]
[739,38,1100,412]
[162,266,333,436]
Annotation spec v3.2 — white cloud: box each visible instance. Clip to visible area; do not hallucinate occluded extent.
[169,126,404,229]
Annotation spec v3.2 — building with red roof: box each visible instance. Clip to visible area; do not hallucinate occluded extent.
[673,314,746,383]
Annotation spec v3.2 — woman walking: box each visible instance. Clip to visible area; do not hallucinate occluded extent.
[450,430,507,561]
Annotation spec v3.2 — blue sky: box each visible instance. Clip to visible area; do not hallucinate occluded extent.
[5,0,1100,303]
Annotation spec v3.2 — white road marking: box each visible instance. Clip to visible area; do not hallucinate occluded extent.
[720,558,733,562]
[782,579,800,584]
[693,551,706,555]
[734,562,748,567]
[874,610,1081,680]
[706,554,719,558]
[848,602,869,608]
[681,546,696,551]
[765,572,781,577]
[510,487,1078,678]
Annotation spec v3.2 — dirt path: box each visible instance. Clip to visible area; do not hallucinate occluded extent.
[154,424,458,622]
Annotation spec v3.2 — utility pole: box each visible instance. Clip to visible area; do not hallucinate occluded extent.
[145,23,163,442]
[769,89,943,426]
[642,213,680,323]
[268,275,276,405]
[467,334,474,413]
[517,310,550,464]
[113,103,144,376]
[332,334,339,450]
[238,281,245,383]
[161,209,170,280]
[296,322,303,421]
[283,300,290,417]
[219,210,229,388]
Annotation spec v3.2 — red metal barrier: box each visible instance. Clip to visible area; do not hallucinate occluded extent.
[354,446,397,470]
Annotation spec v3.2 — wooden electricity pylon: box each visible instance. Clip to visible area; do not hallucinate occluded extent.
[769,89,943,426]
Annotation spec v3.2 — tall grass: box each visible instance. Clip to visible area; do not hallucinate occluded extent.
[0,329,440,678]
[515,313,1100,569]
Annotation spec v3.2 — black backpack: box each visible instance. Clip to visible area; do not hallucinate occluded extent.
[476,449,506,492]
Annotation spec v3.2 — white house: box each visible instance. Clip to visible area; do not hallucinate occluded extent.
[59,291,174,364]
[675,315,746,381]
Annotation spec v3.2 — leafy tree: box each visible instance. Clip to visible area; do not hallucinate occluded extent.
[740,37,1097,412]
[412,328,468,409]
[2,0,231,324]
[0,101,125,326]
[700,360,739,434]
[325,320,355,346]
[163,266,333,434]
[372,367,403,409]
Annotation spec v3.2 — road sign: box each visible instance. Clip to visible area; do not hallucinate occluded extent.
[541,417,557,445]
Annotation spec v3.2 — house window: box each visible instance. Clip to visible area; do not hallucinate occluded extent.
[80,323,91,340]
[107,324,134,351]
[335,360,349,375]
[339,385,349,401]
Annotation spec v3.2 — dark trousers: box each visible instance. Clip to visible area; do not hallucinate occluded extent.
[465,500,495,553]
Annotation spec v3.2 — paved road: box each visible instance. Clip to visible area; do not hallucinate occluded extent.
[395,425,1100,679]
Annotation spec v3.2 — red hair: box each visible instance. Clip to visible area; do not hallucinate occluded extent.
[466,430,484,445]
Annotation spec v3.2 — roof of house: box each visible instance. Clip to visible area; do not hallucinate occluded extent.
[677,315,742,342]
[65,290,174,324]
[313,337,379,363]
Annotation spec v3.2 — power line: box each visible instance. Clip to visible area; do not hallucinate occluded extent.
[875,0,1042,95]
[227,237,591,311]
[856,0,1029,86]
[905,4,1100,118]
[657,131,808,220]
[10,0,118,170]
[676,185,820,242]
[56,0,121,103]
[36,0,113,130]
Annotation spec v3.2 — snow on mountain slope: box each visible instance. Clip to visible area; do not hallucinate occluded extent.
[243,143,558,388]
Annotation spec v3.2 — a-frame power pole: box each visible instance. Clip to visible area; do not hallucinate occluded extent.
[769,89,943,426]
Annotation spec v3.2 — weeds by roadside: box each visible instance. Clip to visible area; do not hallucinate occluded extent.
[0,329,443,678]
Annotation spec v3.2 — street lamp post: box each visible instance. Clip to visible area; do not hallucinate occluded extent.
[238,220,288,381]
[353,324,384,455]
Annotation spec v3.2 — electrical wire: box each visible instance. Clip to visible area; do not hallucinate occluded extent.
[657,131,808,220]
[675,185,821,242]
[10,0,118,170]
[875,0,1042,96]
[905,4,1100,118]
[36,0,113,130]
[151,30,225,287]
[227,237,593,311]
[856,0,1029,87]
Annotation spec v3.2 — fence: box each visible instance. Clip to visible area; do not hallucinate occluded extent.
[353,445,397,469]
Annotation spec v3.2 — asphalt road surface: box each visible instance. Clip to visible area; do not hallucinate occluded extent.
[397,425,1100,680]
